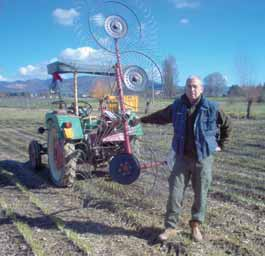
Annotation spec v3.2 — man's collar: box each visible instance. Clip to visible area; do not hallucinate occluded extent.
[181,94,202,107]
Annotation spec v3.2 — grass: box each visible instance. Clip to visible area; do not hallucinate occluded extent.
[211,187,265,208]
[220,101,265,119]
[0,98,265,255]
[0,169,93,255]
[15,221,45,256]
[0,197,45,256]
[1,96,265,119]
[74,180,159,233]
[0,108,45,121]
[50,215,93,255]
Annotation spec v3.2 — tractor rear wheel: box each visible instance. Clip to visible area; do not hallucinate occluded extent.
[47,125,76,187]
[28,140,42,170]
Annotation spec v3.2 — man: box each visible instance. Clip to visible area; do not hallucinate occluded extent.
[49,72,63,94]
[137,76,232,242]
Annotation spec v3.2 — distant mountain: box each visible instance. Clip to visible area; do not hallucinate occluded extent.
[0,76,101,95]
[0,76,164,95]
[0,79,49,93]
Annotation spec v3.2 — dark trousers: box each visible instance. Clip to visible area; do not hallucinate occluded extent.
[165,155,213,228]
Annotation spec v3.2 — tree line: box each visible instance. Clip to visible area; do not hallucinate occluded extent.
[161,55,265,119]
[162,55,265,102]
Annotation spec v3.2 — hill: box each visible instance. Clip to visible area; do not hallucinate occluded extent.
[0,77,164,96]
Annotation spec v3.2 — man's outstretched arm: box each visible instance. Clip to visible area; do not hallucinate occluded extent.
[140,104,173,125]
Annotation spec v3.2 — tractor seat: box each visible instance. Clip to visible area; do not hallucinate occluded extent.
[52,109,67,115]
[103,110,118,121]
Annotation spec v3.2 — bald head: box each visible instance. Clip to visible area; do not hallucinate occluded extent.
[185,76,202,87]
[185,75,203,104]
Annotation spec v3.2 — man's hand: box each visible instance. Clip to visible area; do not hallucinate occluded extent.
[216,146,222,152]
[129,117,141,127]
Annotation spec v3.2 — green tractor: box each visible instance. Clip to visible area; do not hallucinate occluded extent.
[28,61,143,187]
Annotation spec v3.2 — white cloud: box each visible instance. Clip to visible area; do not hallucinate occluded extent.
[59,47,114,64]
[15,46,115,81]
[49,57,58,63]
[53,8,79,26]
[170,0,200,9]
[59,47,96,61]
[179,18,190,24]
[90,13,105,27]
[18,64,49,80]
[19,65,36,76]
[0,75,8,81]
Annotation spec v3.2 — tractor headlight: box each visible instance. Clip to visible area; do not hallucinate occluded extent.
[63,122,73,139]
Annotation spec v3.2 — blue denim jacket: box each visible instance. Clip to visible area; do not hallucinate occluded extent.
[172,96,218,161]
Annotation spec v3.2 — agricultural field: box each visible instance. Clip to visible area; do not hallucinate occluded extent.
[0,98,264,256]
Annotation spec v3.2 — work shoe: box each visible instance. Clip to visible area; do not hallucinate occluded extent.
[190,220,203,242]
[158,228,177,241]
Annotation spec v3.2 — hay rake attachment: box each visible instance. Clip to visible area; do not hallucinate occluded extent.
[28,1,167,194]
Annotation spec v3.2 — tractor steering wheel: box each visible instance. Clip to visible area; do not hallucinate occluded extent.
[67,101,93,116]
[79,100,93,116]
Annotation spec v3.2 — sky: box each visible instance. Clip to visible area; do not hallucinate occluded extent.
[1,0,265,86]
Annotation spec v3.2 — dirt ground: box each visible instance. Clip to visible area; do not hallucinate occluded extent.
[0,112,264,256]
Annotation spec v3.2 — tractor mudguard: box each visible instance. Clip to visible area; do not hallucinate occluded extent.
[45,112,84,140]
[127,112,144,137]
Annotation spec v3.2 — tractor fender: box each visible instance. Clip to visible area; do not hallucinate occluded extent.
[127,112,144,137]
[45,112,84,140]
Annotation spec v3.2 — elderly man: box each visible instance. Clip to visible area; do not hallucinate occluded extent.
[137,75,232,241]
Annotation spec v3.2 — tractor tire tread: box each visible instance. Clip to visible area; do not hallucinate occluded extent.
[61,143,76,187]
[29,140,42,170]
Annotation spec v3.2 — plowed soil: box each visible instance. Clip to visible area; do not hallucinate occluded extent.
[0,108,264,256]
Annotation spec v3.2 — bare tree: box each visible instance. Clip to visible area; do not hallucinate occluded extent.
[227,85,245,97]
[259,84,265,102]
[235,55,257,119]
[90,79,111,99]
[203,72,227,97]
[162,55,178,98]
[242,86,261,118]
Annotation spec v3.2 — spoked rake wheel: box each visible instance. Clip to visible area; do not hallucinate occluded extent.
[91,138,164,205]
[130,138,163,198]
[87,1,142,54]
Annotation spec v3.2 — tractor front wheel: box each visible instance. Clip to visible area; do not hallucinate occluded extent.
[28,140,42,170]
[47,126,76,187]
